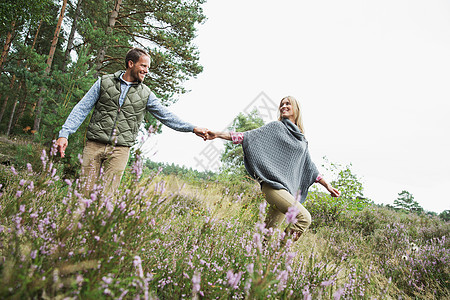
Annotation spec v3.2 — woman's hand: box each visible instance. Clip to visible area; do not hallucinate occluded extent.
[327,185,341,197]
[318,178,341,197]
[206,130,218,140]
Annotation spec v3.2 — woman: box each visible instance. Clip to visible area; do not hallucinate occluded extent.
[207,96,340,241]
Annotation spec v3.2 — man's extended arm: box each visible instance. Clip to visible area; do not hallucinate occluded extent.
[146,91,207,139]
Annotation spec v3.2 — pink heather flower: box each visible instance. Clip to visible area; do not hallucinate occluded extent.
[90,193,97,202]
[277,270,289,292]
[50,140,58,156]
[131,153,143,180]
[94,236,100,241]
[16,190,23,198]
[192,270,201,293]
[76,274,84,286]
[333,288,345,300]
[285,206,300,225]
[19,205,25,213]
[321,279,334,287]
[41,149,47,162]
[27,163,33,173]
[102,276,113,285]
[28,181,34,191]
[256,222,268,235]
[19,179,26,186]
[30,250,37,260]
[64,179,72,186]
[227,270,243,290]
[157,166,163,175]
[133,256,144,278]
[258,202,267,220]
[11,166,18,175]
[253,233,262,251]
[246,263,254,274]
[78,154,83,164]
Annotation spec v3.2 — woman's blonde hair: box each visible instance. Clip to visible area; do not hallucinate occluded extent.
[278,96,305,134]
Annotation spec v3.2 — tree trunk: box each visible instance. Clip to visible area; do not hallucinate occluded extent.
[45,0,68,73]
[3,20,42,132]
[0,20,15,71]
[34,0,68,133]
[0,75,16,124]
[95,0,123,76]
[13,82,28,131]
[6,99,18,136]
[63,0,83,71]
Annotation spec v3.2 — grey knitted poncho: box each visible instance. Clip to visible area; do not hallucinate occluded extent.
[242,118,319,203]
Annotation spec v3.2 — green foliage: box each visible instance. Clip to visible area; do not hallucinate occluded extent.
[439,210,450,222]
[306,158,371,230]
[220,110,265,178]
[321,157,366,201]
[393,190,424,214]
[144,160,217,183]
[0,0,206,146]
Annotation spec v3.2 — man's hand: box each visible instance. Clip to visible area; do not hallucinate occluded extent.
[193,127,209,141]
[56,137,68,158]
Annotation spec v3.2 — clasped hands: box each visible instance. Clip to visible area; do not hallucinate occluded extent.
[193,128,220,141]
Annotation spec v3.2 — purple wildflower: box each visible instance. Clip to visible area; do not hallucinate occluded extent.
[192,270,201,294]
[11,166,18,175]
[50,140,58,156]
[246,263,254,274]
[30,250,37,260]
[333,288,345,299]
[16,190,23,198]
[277,270,289,292]
[285,205,300,224]
[226,270,243,289]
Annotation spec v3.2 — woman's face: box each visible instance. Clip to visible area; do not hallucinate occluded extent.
[279,98,295,122]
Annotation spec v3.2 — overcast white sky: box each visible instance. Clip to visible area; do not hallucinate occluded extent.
[143,0,450,214]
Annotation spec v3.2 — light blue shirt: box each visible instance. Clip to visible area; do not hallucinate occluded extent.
[59,74,195,139]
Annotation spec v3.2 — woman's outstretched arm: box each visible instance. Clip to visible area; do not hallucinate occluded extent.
[317,178,341,197]
[207,130,232,141]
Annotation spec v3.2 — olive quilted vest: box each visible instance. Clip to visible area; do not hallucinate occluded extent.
[86,71,150,147]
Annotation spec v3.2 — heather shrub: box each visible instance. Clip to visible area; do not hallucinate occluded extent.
[0,148,448,299]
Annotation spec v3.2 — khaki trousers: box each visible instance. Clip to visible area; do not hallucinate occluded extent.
[80,140,130,197]
[262,183,312,239]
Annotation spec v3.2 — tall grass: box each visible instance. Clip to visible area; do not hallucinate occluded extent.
[0,149,449,299]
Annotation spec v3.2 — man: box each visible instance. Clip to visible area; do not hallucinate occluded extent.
[56,48,207,195]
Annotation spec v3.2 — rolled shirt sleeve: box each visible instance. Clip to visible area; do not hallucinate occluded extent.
[146,91,195,132]
[230,131,244,144]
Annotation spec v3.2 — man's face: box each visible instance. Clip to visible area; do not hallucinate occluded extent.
[129,55,150,82]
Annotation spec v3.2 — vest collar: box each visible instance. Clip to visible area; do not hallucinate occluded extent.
[114,70,141,86]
